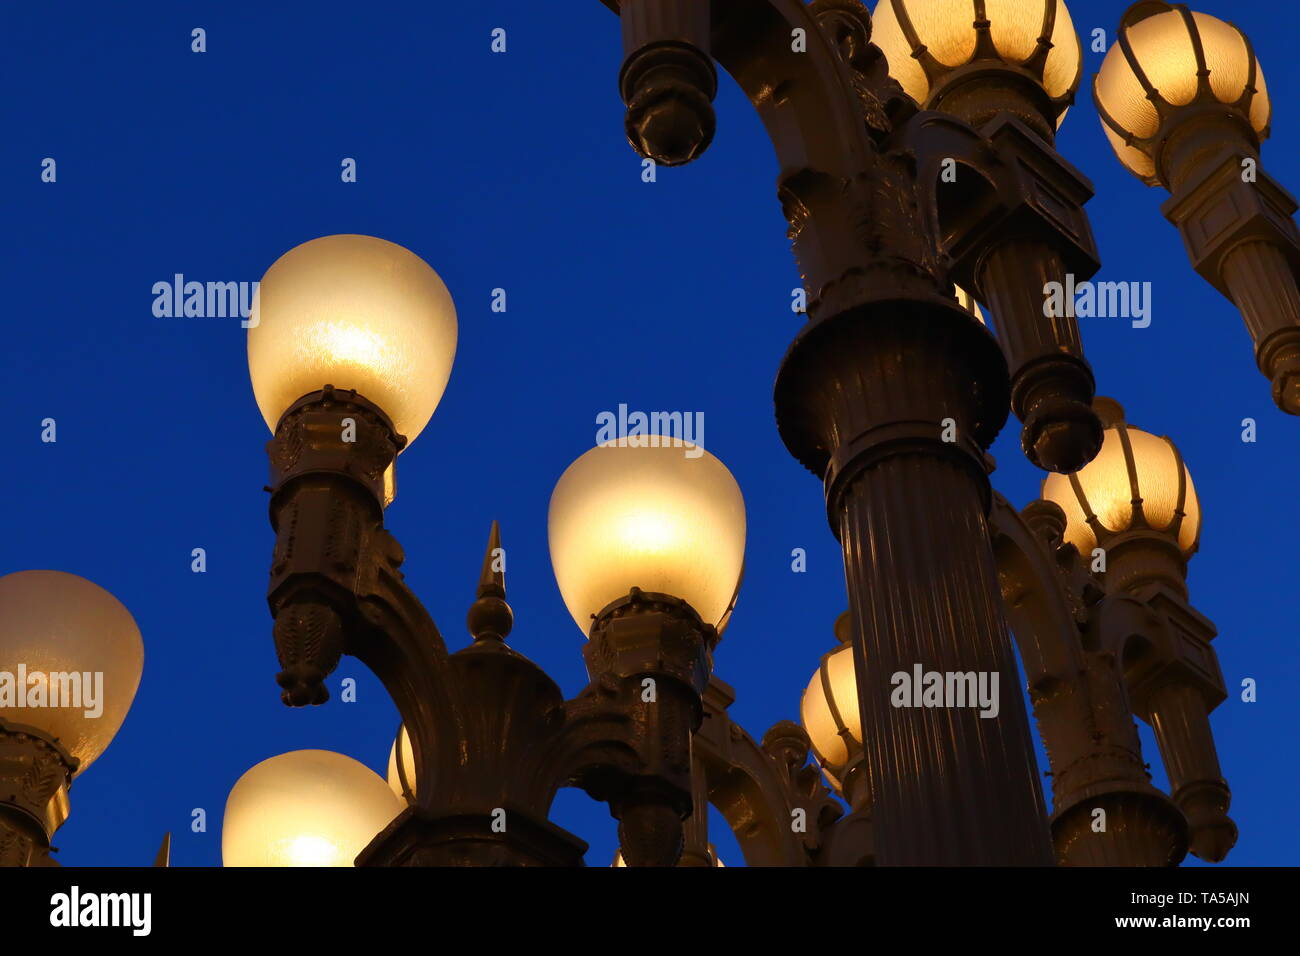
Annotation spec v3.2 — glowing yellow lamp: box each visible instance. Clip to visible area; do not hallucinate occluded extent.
[800,639,861,796]
[548,438,746,634]
[0,570,143,776]
[1041,401,1200,556]
[222,749,404,867]
[1095,4,1269,183]
[871,0,1082,126]
[247,234,458,444]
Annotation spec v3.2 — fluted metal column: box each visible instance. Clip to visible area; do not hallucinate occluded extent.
[1147,682,1236,863]
[776,298,1054,865]
[839,455,1050,864]
[978,239,1101,473]
[1220,241,1300,413]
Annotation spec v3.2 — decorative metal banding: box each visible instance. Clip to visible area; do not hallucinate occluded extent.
[1067,468,1107,546]
[1022,0,1060,75]
[1164,435,1196,550]
[1235,24,1269,133]
[890,0,945,85]
[394,725,415,804]
[1114,421,1147,526]
[1176,5,1212,98]
[971,0,999,62]
[1116,16,1166,118]
[817,647,853,771]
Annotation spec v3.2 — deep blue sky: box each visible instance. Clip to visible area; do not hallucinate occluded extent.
[4,1,1296,867]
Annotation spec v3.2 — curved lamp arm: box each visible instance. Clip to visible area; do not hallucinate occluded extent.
[694,683,842,866]
[989,493,1188,865]
[264,386,451,813]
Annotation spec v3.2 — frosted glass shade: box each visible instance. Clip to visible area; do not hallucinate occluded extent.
[386,724,415,801]
[0,570,142,776]
[247,234,458,444]
[800,644,861,781]
[1095,8,1269,181]
[223,749,404,867]
[548,438,745,634]
[1041,424,1201,555]
[871,0,1082,112]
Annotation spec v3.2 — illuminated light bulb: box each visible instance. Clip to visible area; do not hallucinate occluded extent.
[548,437,746,634]
[0,570,142,776]
[247,234,458,446]
[222,749,404,867]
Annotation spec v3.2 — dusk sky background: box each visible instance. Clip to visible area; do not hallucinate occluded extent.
[4,0,1297,867]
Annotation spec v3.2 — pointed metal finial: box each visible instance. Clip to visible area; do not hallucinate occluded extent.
[467,521,513,642]
[153,832,171,867]
[477,520,505,600]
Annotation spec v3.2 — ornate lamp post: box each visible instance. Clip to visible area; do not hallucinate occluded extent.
[610,0,1119,864]
[7,0,1281,869]
[218,0,1273,869]
[1095,2,1300,413]
[1040,398,1234,864]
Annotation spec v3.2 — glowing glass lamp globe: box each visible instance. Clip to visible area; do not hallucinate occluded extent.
[1094,2,1270,185]
[1040,399,1201,557]
[247,234,458,444]
[222,749,404,867]
[799,613,862,797]
[548,437,746,634]
[0,570,143,776]
[871,0,1083,131]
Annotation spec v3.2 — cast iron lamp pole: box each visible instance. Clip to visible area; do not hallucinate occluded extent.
[257,388,822,864]
[245,234,821,865]
[1039,398,1235,864]
[238,261,1231,870]
[229,2,1255,868]
[800,395,1234,867]
[600,0,1129,865]
[0,5,1261,873]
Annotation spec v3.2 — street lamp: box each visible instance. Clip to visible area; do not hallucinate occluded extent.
[1042,397,1201,593]
[871,0,1083,138]
[227,0,1266,868]
[12,0,1284,868]
[1094,2,1300,414]
[548,438,746,637]
[0,571,143,867]
[799,612,863,809]
[247,235,797,865]
[248,233,458,446]
[1040,398,1234,863]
